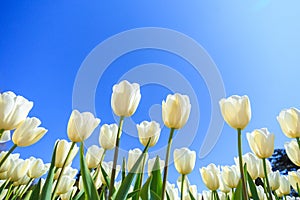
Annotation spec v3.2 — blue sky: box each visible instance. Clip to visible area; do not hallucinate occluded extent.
[1,0,300,191]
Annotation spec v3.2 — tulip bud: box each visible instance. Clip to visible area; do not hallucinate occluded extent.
[54,175,76,195]
[99,124,118,150]
[258,158,272,178]
[85,145,105,169]
[148,157,164,176]
[127,148,148,172]
[162,93,191,129]
[27,157,50,178]
[67,110,100,142]
[200,163,220,191]
[288,170,300,192]
[247,128,275,159]
[7,158,30,182]
[0,91,33,130]
[111,80,141,117]
[13,175,31,186]
[55,140,79,168]
[277,108,300,138]
[137,121,161,147]
[218,175,231,194]
[166,182,179,200]
[174,148,196,175]
[256,185,267,200]
[277,175,290,196]
[268,170,280,191]
[54,166,78,180]
[219,95,251,130]
[221,165,240,188]
[234,152,259,180]
[285,140,300,166]
[12,117,47,147]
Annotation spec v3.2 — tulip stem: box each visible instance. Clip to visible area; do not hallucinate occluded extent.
[52,142,76,199]
[161,128,175,200]
[108,116,125,199]
[263,158,273,200]
[237,128,249,200]
[138,153,147,190]
[0,129,4,139]
[296,137,300,150]
[0,144,17,168]
[180,174,185,200]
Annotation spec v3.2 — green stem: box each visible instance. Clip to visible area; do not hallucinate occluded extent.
[211,190,214,200]
[284,195,287,200]
[296,138,300,150]
[161,128,175,200]
[237,128,249,200]
[0,129,4,139]
[180,174,186,200]
[51,142,76,199]
[0,144,17,168]
[263,158,273,200]
[138,153,147,190]
[108,116,125,199]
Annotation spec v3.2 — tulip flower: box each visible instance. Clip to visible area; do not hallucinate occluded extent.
[288,170,300,193]
[0,131,10,143]
[0,91,33,131]
[60,186,77,200]
[111,80,141,117]
[218,175,231,194]
[127,148,148,172]
[256,185,267,200]
[234,152,259,180]
[219,95,251,130]
[99,161,120,185]
[166,182,179,200]
[277,175,290,196]
[67,110,100,142]
[161,93,191,200]
[27,157,49,179]
[137,121,161,147]
[247,128,275,159]
[99,124,118,150]
[148,157,164,176]
[285,140,300,166]
[221,165,240,188]
[277,107,300,139]
[268,170,280,191]
[54,166,78,180]
[257,158,272,178]
[54,175,76,195]
[55,140,79,168]
[0,152,19,173]
[162,93,191,129]
[200,163,220,191]
[12,117,47,147]
[13,175,31,186]
[174,148,196,175]
[7,158,30,182]
[85,145,105,169]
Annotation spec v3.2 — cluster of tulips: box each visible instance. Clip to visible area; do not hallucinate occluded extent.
[1,80,300,200]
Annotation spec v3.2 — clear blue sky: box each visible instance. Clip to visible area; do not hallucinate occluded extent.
[1,0,300,191]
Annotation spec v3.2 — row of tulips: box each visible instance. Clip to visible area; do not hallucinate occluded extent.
[1,80,300,200]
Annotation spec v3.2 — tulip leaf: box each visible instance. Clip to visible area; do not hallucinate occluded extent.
[188,189,196,200]
[23,190,33,200]
[166,191,170,200]
[79,142,100,200]
[140,175,152,200]
[100,164,111,187]
[72,190,84,200]
[150,190,161,200]
[29,178,42,200]
[114,140,150,200]
[246,171,259,200]
[40,142,58,200]
[234,179,243,200]
[127,189,140,199]
[150,156,163,197]
[132,173,142,200]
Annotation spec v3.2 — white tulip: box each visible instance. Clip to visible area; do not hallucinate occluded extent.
[218,175,231,193]
[85,145,105,169]
[162,93,191,129]
[247,128,275,159]
[174,148,196,175]
[99,161,120,185]
[27,157,49,178]
[285,140,300,166]
[268,170,280,191]
[166,181,179,200]
[54,166,78,180]
[0,91,33,130]
[148,157,164,176]
[200,163,220,191]
[13,175,31,186]
[288,170,300,192]
[99,124,118,150]
[127,148,148,172]
[258,158,272,178]
[277,107,300,138]
[67,110,100,142]
[55,140,79,168]
[7,158,30,182]
[60,186,77,200]
[221,165,240,188]
[0,131,10,143]
[219,95,251,130]
[111,80,141,117]
[12,117,47,147]
[137,121,161,147]
[0,152,19,173]
[234,152,259,180]
[277,175,290,196]
[54,175,75,195]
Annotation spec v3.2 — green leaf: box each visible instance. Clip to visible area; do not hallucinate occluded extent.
[40,142,58,200]
[132,173,142,200]
[140,176,152,200]
[150,156,163,197]
[100,164,110,187]
[234,180,243,200]
[114,140,150,200]
[127,189,140,199]
[150,191,161,200]
[72,190,84,200]
[29,179,42,200]
[79,142,100,200]
[166,191,170,200]
[247,171,259,200]
[23,190,33,200]
[188,189,196,200]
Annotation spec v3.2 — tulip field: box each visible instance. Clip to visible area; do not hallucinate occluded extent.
[1,80,300,200]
